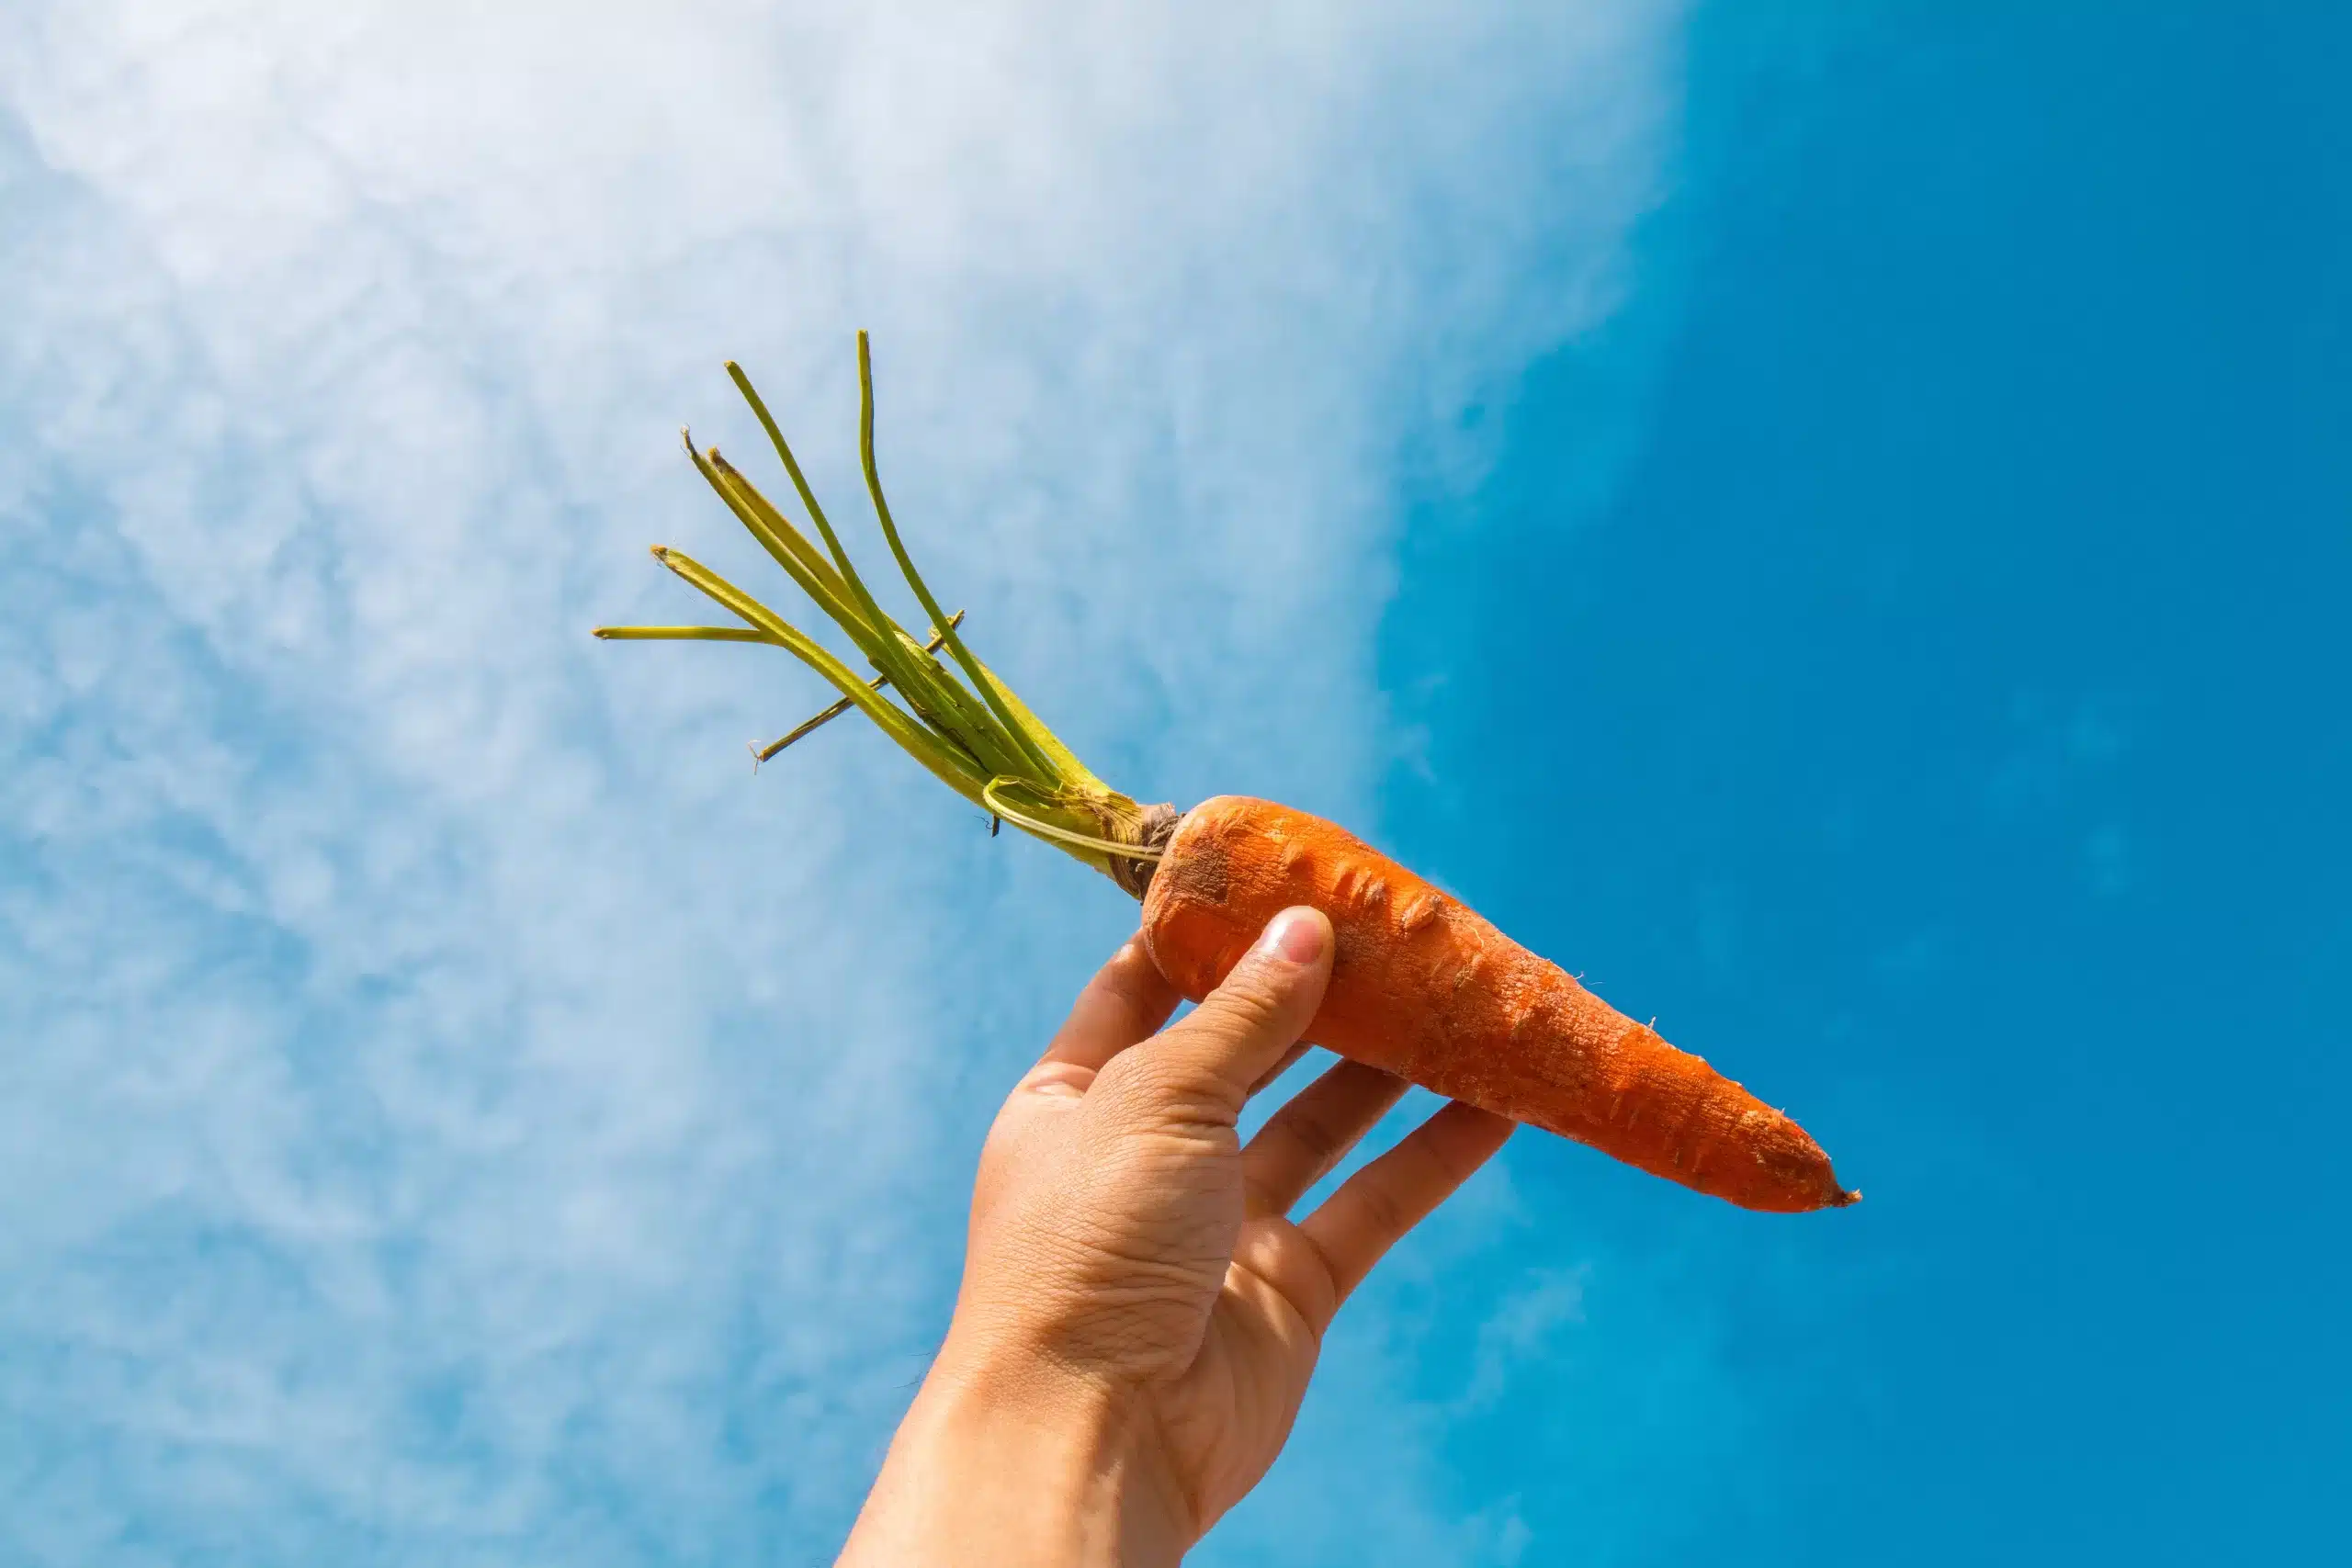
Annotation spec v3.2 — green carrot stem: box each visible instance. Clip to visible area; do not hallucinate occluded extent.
[699,442,849,599]
[599,334,1164,889]
[693,434,1032,779]
[593,626,780,644]
[650,545,989,798]
[854,331,1064,786]
[726,361,869,594]
[722,360,1034,771]
[683,441,994,768]
[968,653,1112,795]
[982,777,1168,861]
[756,610,966,761]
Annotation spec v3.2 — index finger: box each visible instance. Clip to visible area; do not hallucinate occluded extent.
[1033,934,1183,1077]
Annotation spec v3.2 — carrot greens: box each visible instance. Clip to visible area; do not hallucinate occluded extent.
[595,332,1161,885]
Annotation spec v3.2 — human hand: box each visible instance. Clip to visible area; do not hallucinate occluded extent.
[837,907,1515,1566]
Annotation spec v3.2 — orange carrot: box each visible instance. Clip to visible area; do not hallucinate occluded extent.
[1142,796,1856,1213]
[597,333,1858,1214]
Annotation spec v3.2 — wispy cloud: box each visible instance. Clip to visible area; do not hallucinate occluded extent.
[1,1,1678,1558]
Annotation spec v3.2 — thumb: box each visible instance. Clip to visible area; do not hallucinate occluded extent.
[1139,905,1334,1111]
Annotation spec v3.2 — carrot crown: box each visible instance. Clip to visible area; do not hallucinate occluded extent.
[595,333,1169,892]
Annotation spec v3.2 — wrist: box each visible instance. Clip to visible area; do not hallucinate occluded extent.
[837,1327,1190,1567]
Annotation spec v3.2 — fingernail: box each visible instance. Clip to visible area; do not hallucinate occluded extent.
[1260,907,1326,964]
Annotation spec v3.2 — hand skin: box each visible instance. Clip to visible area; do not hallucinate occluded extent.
[836,906,1516,1566]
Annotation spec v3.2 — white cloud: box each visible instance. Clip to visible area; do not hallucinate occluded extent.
[0,1,1679,1559]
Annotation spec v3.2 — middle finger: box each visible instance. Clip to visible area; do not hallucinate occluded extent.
[1240,1058,1409,1216]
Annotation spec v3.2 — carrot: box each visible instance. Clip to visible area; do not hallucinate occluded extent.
[597,333,1858,1214]
[1143,796,1856,1213]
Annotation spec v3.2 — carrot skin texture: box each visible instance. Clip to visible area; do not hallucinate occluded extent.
[1140,796,1857,1214]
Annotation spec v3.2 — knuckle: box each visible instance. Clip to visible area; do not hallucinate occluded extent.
[1088,957,1159,1019]
[1092,1047,1241,1131]
[1351,1176,1414,1239]
[1193,966,1298,1038]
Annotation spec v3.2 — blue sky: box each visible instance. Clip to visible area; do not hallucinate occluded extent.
[3,5,2344,1565]
[1375,8,2348,1562]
